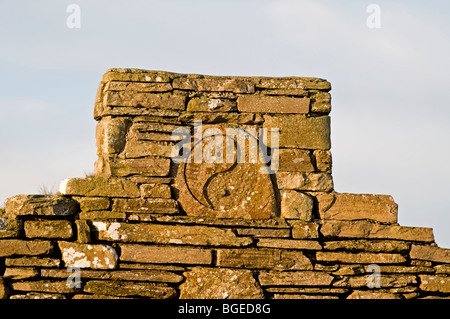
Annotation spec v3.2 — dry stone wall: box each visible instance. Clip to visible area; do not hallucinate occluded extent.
[0,68,449,299]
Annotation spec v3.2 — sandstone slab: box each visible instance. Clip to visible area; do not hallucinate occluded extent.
[317,193,398,223]
[5,195,78,219]
[410,245,450,263]
[346,291,401,299]
[276,172,333,192]
[237,96,310,114]
[83,280,176,298]
[316,251,406,264]
[11,280,81,294]
[263,115,331,149]
[92,222,252,246]
[104,91,186,110]
[24,220,73,239]
[256,238,322,250]
[187,97,236,112]
[59,177,140,198]
[140,183,171,198]
[0,240,54,257]
[119,245,212,265]
[320,220,434,242]
[323,240,410,253]
[216,248,313,270]
[419,275,450,293]
[112,198,178,214]
[280,190,313,220]
[277,149,315,172]
[173,77,255,93]
[58,242,118,269]
[106,157,171,177]
[179,267,264,299]
[290,222,320,239]
[258,271,334,286]
[76,197,110,211]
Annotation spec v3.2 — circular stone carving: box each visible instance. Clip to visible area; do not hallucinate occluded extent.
[175,126,277,219]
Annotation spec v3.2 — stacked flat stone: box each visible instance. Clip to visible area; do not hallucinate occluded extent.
[0,69,449,299]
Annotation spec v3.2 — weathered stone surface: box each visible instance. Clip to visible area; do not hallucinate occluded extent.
[5,195,78,219]
[75,220,91,243]
[4,267,39,280]
[187,97,237,112]
[313,150,332,172]
[99,106,180,118]
[234,228,290,238]
[41,268,183,283]
[255,77,331,90]
[5,257,60,267]
[310,92,331,113]
[173,78,255,93]
[369,265,434,274]
[280,190,314,220]
[346,291,401,299]
[11,280,81,294]
[216,248,313,270]
[261,88,309,96]
[263,115,331,149]
[59,177,140,198]
[112,198,178,214]
[105,81,172,93]
[24,220,73,239]
[320,220,435,242]
[179,112,264,124]
[103,69,173,83]
[148,215,290,228]
[276,172,333,192]
[79,211,126,220]
[277,149,315,172]
[123,140,174,158]
[419,275,450,293]
[0,240,53,257]
[410,245,450,263]
[107,157,171,177]
[323,240,410,253]
[291,222,320,239]
[266,287,347,294]
[256,238,322,250]
[140,183,171,198]
[334,274,417,288]
[96,116,130,155]
[104,91,186,111]
[92,222,252,246]
[10,292,66,299]
[179,267,264,299]
[119,245,213,265]
[58,242,118,269]
[76,197,110,211]
[237,96,310,114]
[436,265,450,274]
[317,193,398,223]
[0,218,22,238]
[175,126,277,219]
[258,271,334,286]
[316,251,406,264]
[84,280,176,298]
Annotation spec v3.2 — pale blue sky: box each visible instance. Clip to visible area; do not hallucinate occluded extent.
[1,0,449,247]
